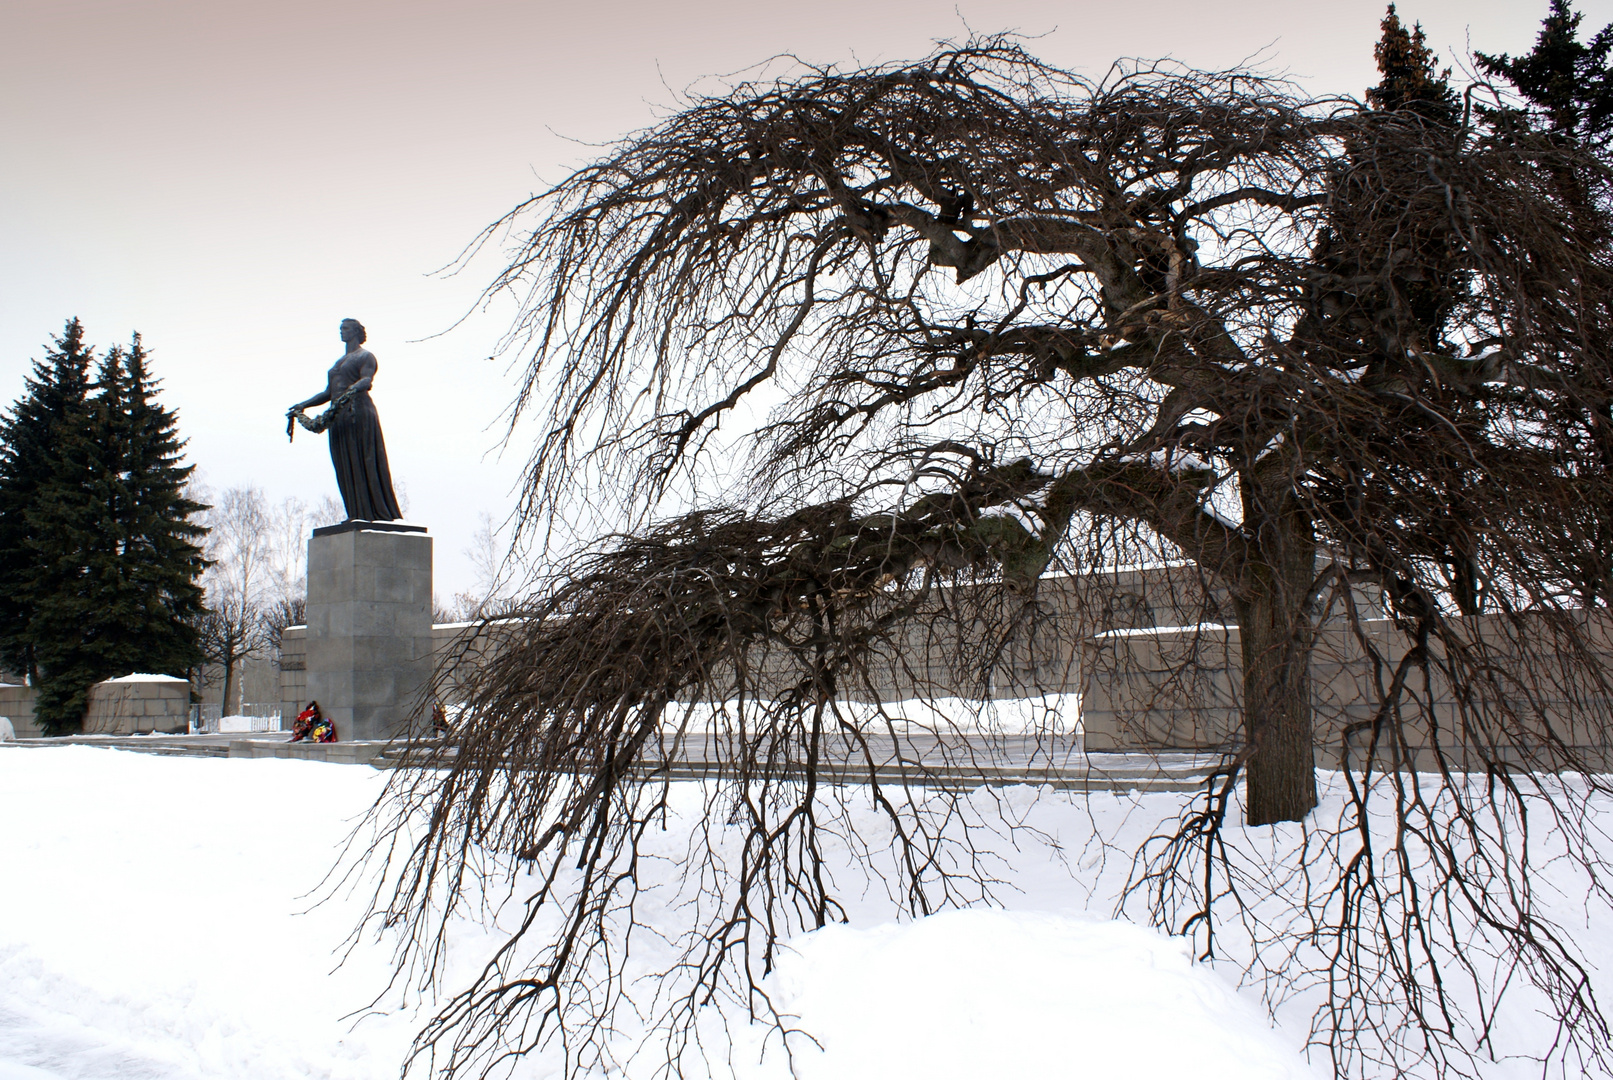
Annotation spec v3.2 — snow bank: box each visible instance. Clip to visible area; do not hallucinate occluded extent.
[774,910,1315,1080]
[0,747,1315,1079]
[0,748,401,1080]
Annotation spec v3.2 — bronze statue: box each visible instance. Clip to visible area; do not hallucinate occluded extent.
[287,319,403,521]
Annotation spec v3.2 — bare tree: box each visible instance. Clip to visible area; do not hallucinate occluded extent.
[441,511,522,621]
[190,486,340,705]
[258,493,342,653]
[259,594,306,657]
[196,486,274,712]
[363,40,1613,1079]
[192,587,263,715]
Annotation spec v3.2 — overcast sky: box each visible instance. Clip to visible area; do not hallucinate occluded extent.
[1,0,1598,599]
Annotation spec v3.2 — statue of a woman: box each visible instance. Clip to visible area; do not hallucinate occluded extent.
[287,319,403,521]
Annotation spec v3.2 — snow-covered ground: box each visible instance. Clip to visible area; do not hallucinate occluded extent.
[1,746,1603,1080]
[0,747,1317,1079]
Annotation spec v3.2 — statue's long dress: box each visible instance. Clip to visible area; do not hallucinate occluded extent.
[326,355,403,521]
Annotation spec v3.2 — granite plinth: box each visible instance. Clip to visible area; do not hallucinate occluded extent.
[305,525,433,742]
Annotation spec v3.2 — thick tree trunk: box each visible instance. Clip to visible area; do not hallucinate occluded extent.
[1236,489,1319,825]
[221,648,236,720]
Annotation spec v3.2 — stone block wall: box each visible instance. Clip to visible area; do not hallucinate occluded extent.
[283,568,1225,721]
[82,674,191,734]
[661,569,1210,707]
[1080,613,1613,769]
[1079,624,1240,751]
[275,564,1613,769]
[283,619,514,727]
[428,619,524,706]
[0,674,189,736]
[0,684,42,737]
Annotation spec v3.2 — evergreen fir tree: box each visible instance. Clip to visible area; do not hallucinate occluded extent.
[1478,3,1613,605]
[0,319,94,691]
[93,335,208,678]
[0,323,208,734]
[1473,4,1613,250]
[1477,0,1613,144]
[1366,4,1460,128]
[1330,9,1476,610]
[18,331,110,734]
[1352,5,1465,342]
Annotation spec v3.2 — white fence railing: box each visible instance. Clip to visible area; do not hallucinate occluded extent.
[189,704,282,735]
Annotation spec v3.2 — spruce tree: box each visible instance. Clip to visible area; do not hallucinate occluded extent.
[1475,4,1613,242]
[96,335,207,678]
[0,323,208,734]
[1477,3,1613,606]
[1349,6,1464,343]
[0,320,95,691]
[1366,4,1460,127]
[16,329,108,733]
[1324,9,1479,611]
[1477,0,1613,144]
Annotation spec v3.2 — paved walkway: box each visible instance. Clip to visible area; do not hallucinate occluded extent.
[0,730,395,765]
[1,730,1222,793]
[1,731,282,755]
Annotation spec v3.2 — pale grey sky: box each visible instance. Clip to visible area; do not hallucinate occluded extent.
[0,0,1595,597]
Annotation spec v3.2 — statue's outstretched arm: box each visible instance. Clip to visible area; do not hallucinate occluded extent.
[290,389,332,413]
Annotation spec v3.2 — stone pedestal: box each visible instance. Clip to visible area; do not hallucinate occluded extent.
[305,521,433,743]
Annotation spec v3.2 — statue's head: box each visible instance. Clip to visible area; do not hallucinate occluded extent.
[340,318,367,345]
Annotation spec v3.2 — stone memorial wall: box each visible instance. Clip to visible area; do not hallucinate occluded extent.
[0,674,190,737]
[275,565,1613,770]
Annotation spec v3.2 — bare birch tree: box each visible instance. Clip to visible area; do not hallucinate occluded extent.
[258,493,343,652]
[195,486,272,713]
